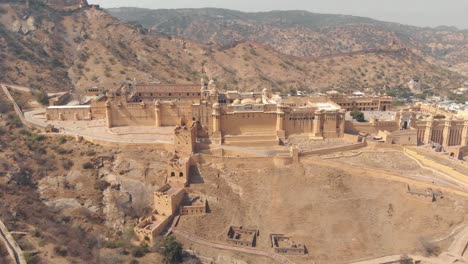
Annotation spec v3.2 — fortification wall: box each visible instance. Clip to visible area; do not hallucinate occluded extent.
[391,130,418,146]
[46,107,91,121]
[284,112,315,135]
[161,104,193,126]
[220,112,276,135]
[0,219,26,264]
[90,101,106,119]
[345,120,398,135]
[109,103,156,127]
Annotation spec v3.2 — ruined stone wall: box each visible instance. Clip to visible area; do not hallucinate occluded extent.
[153,188,185,216]
[134,215,170,243]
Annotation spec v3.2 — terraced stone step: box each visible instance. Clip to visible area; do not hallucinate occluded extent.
[223,134,279,146]
[223,134,278,142]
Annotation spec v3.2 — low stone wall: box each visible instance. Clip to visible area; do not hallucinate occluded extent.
[195,153,275,165]
[345,120,398,135]
[80,135,174,151]
[46,106,91,121]
[300,141,367,156]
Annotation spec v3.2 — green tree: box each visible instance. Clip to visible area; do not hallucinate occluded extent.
[161,235,183,264]
[350,110,365,122]
[399,254,413,264]
[289,88,297,96]
[35,90,49,106]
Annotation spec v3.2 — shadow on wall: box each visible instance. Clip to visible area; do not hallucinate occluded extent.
[188,165,204,184]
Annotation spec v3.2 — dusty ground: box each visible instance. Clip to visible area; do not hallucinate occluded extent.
[177,155,468,264]
[286,136,351,151]
[411,147,468,174]
[332,151,440,178]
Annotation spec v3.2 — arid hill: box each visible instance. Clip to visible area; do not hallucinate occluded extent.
[108,7,468,77]
[0,1,465,95]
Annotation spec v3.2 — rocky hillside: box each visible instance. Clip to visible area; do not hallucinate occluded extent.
[108,8,468,77]
[0,1,465,96]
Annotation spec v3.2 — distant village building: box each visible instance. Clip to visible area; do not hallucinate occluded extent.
[326,91,393,111]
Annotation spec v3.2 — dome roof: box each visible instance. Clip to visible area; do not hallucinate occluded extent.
[233,99,241,105]
[255,98,262,104]
[241,98,256,105]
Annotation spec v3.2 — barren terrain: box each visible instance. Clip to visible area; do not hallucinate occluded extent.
[0,2,466,96]
[176,155,468,264]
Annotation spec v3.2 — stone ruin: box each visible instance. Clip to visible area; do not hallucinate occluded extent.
[407,185,443,202]
[134,184,185,244]
[134,147,207,243]
[270,234,306,255]
[166,153,192,188]
[226,226,258,247]
[179,193,207,216]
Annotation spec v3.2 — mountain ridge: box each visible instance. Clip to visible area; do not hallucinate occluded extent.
[107,7,468,77]
[0,1,465,97]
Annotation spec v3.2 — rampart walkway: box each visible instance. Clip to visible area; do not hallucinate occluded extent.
[173,228,296,264]
[0,84,30,128]
[0,218,27,264]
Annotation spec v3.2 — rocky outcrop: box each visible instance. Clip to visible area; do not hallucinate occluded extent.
[41,0,88,11]
[10,16,37,34]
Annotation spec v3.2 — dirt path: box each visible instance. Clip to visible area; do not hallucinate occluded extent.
[302,156,468,198]
[173,228,296,264]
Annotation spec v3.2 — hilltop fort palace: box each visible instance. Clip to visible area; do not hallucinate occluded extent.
[46,79,347,145]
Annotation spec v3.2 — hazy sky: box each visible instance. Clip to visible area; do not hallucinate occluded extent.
[89,0,468,29]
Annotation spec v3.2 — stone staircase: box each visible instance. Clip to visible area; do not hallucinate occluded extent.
[223,133,279,147]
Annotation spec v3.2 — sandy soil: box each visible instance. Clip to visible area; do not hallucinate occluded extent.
[177,156,468,264]
[332,151,440,178]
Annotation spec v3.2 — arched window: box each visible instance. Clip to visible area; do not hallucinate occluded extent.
[179,172,184,177]
[171,172,175,177]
